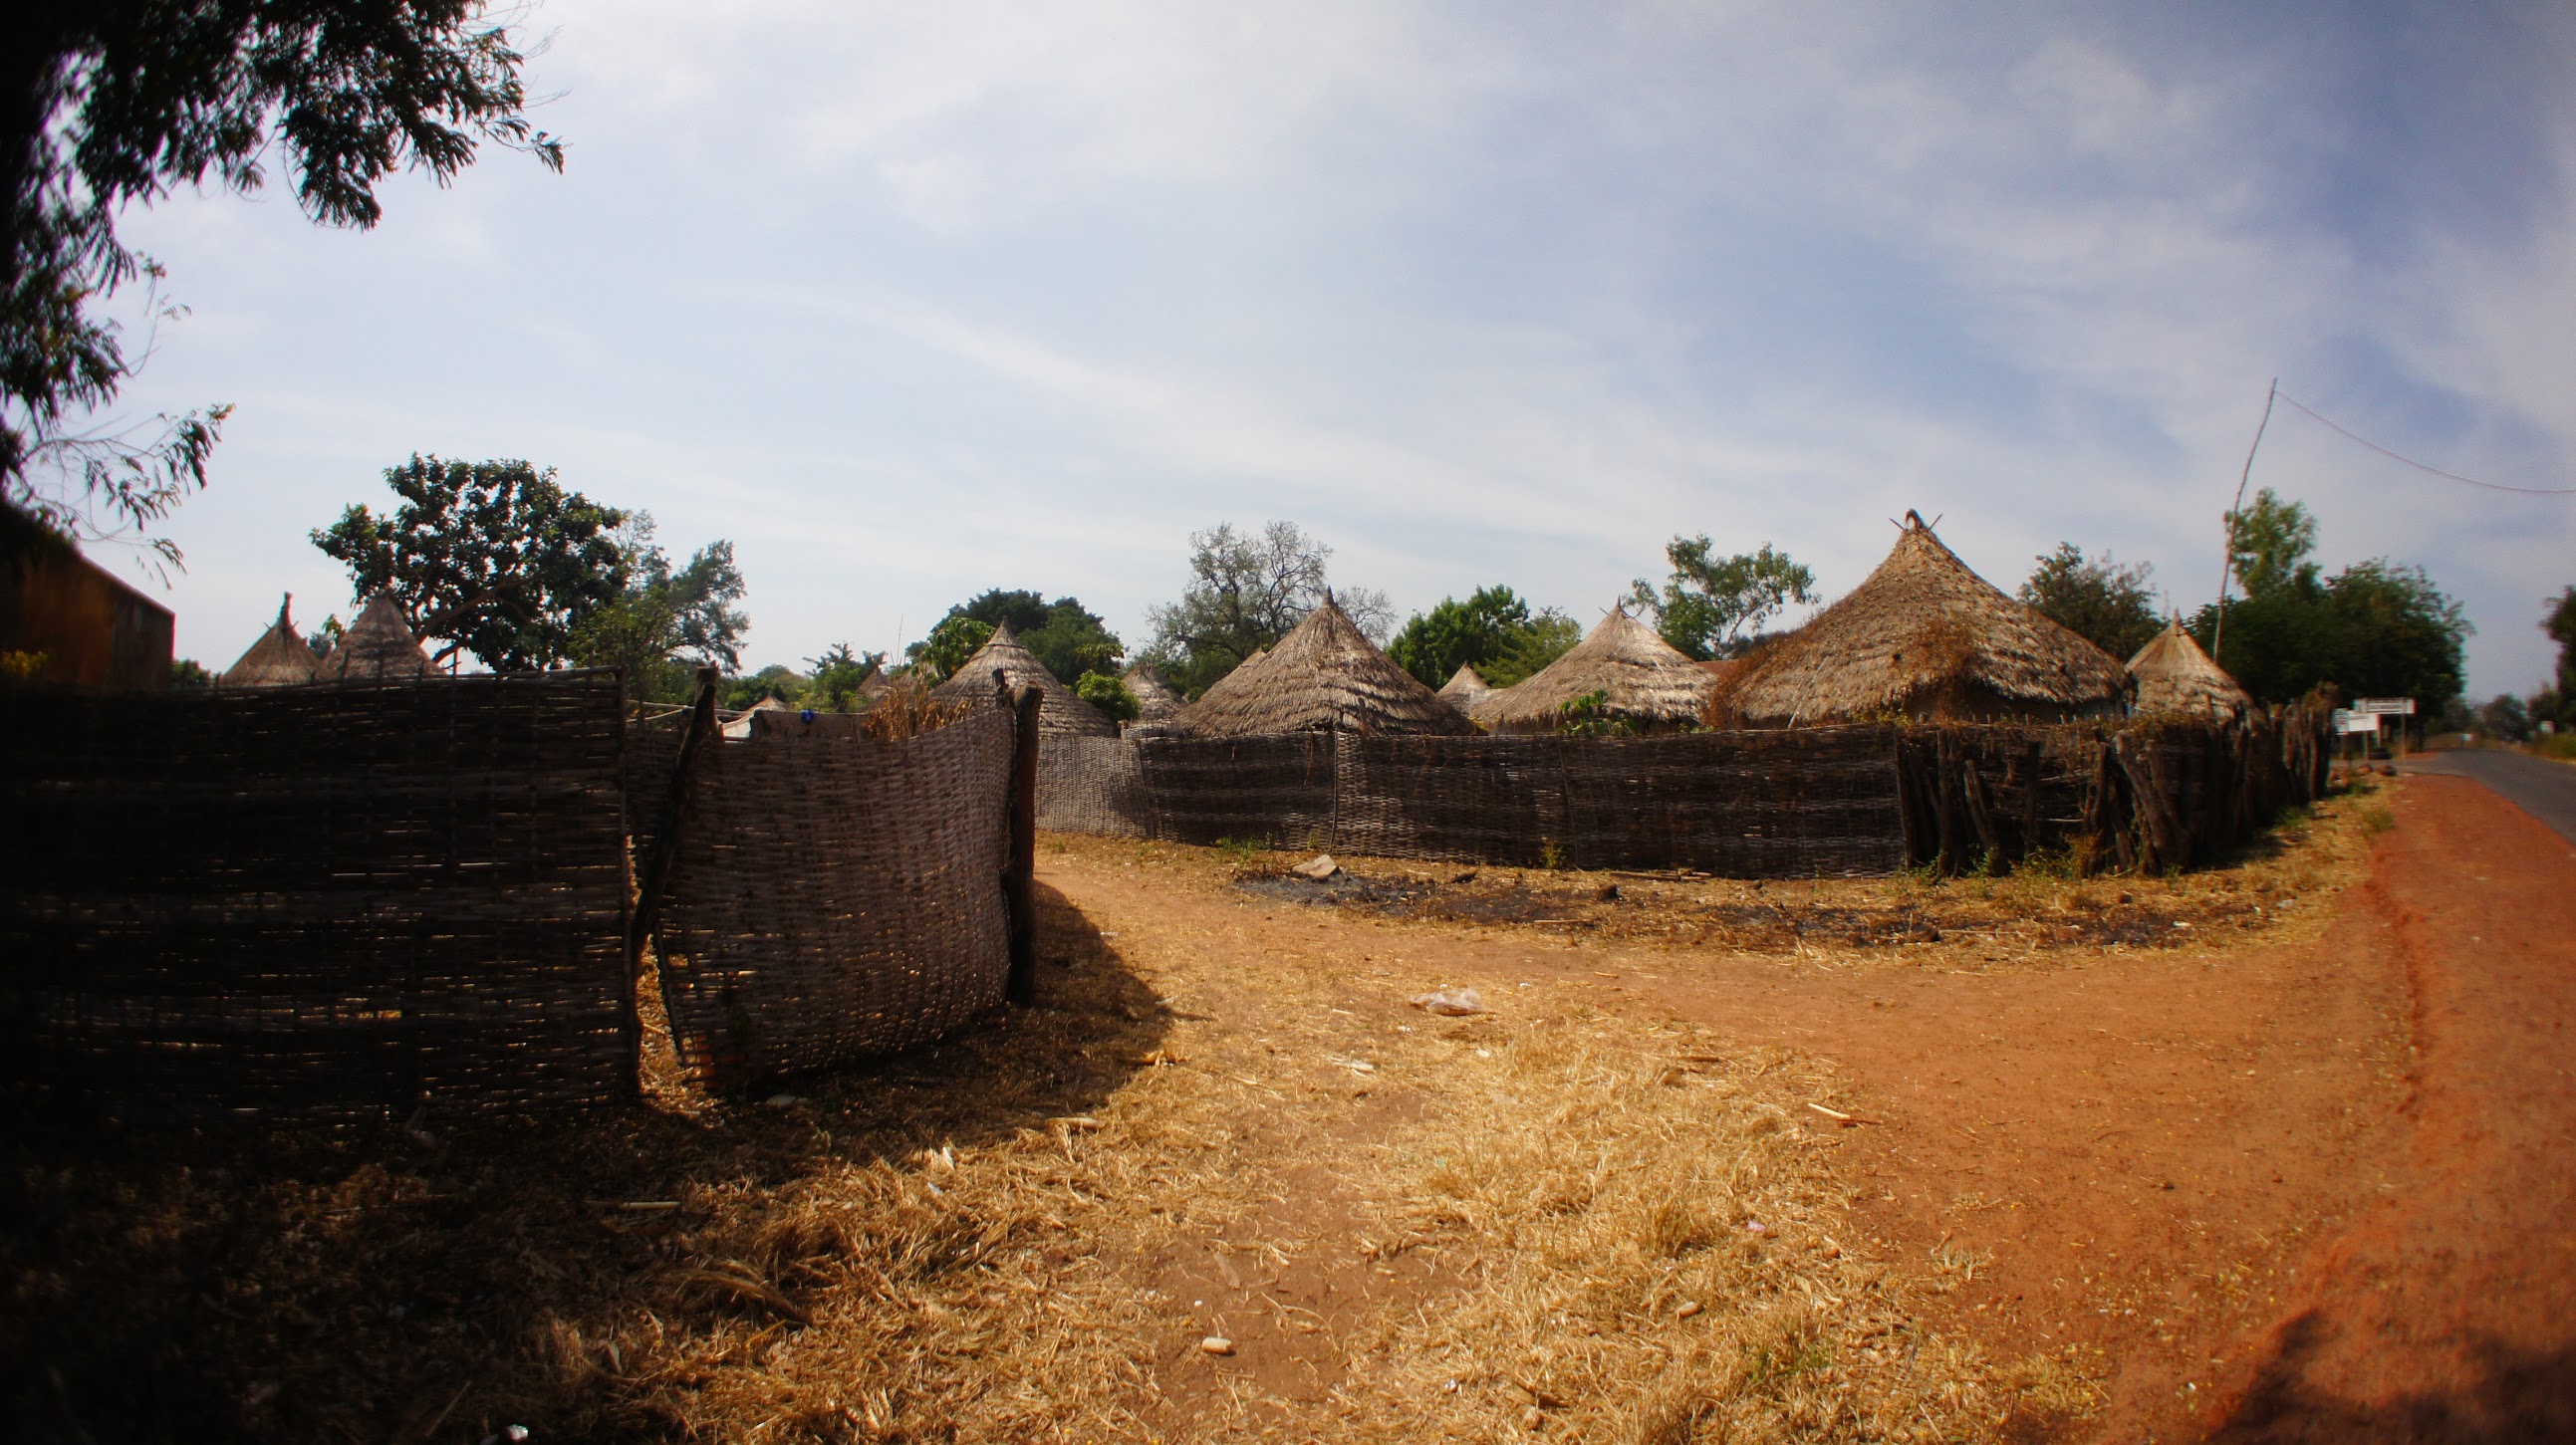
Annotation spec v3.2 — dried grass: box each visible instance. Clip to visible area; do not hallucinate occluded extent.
[1178,599,1475,738]
[1479,608,1716,735]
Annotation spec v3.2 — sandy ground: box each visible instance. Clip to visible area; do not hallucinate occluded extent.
[1036,771,2576,1442]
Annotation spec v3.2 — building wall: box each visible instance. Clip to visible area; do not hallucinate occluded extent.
[0,537,176,689]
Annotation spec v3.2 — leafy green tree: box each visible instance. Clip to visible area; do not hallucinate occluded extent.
[2543,587,2576,726]
[724,664,806,712]
[1388,586,1579,688]
[569,514,750,702]
[2187,491,2469,716]
[312,455,630,671]
[802,643,884,712]
[1076,671,1141,723]
[1627,538,1817,660]
[2478,694,2532,743]
[2017,544,2163,659]
[169,657,212,689]
[916,588,1125,684]
[906,615,994,684]
[3,3,561,562]
[1143,521,1393,696]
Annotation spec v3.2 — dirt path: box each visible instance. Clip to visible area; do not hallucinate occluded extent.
[1038,774,2576,1441]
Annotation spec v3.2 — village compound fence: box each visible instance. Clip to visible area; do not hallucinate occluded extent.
[1037,709,2332,877]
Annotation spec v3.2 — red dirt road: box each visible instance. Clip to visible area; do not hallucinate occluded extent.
[1040,773,2576,1440]
[2195,775,2576,1442]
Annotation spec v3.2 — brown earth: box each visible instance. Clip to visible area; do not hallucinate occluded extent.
[1037,772,2576,1441]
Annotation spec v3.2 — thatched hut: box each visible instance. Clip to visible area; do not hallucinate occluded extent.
[721,695,794,739]
[2127,619,2250,719]
[316,595,433,681]
[220,594,321,687]
[1477,605,1716,734]
[929,622,1116,738]
[1123,662,1185,726]
[1436,663,1492,707]
[1718,513,2130,725]
[1175,597,1474,738]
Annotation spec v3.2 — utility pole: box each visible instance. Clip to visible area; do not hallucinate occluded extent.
[2212,377,2279,662]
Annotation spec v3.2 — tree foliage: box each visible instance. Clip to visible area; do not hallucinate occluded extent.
[1387,585,1579,688]
[568,514,750,703]
[2186,490,2469,713]
[312,455,629,671]
[1143,521,1393,696]
[2536,586,2576,730]
[2017,543,2163,660]
[907,589,1124,685]
[1627,538,1817,660]
[1075,671,1140,723]
[803,643,884,712]
[3,2,561,560]
[906,615,994,684]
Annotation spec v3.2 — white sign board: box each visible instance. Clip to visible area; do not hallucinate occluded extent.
[2332,709,2380,734]
[2355,697,2417,715]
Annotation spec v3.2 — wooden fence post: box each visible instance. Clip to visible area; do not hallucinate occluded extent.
[1005,684,1043,1006]
[628,666,720,980]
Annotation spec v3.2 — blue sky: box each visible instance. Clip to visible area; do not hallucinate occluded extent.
[103,1,2576,696]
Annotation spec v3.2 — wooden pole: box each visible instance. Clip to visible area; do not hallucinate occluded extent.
[1005,684,1043,1005]
[628,666,719,980]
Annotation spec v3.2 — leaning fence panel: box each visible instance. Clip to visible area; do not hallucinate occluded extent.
[650,707,1016,1088]
[0,674,635,1124]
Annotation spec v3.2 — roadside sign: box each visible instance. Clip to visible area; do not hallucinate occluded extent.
[2333,709,2380,734]
[2355,697,2416,715]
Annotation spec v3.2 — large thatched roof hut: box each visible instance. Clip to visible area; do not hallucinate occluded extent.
[1478,605,1716,734]
[1719,513,2130,725]
[2127,619,2250,719]
[929,622,1116,738]
[220,594,321,687]
[1175,597,1474,738]
[316,595,433,681]
[1123,662,1185,726]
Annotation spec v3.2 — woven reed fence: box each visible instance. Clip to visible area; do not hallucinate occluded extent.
[646,702,1030,1089]
[1039,709,2331,877]
[0,673,634,1124]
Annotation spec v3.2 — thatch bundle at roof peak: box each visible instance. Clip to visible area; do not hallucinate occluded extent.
[1175,598,1473,738]
[1717,513,2129,725]
[317,595,433,681]
[2127,618,2250,719]
[929,620,1116,738]
[1478,605,1715,734]
[221,593,322,687]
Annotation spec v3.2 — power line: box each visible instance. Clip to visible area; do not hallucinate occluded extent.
[2275,391,2576,496]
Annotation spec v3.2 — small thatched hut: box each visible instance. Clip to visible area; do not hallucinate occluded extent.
[1719,513,2130,725]
[2127,619,2250,719]
[316,595,433,681]
[1436,663,1492,708]
[929,622,1116,738]
[1175,597,1475,738]
[721,695,794,739]
[1123,662,1185,726]
[220,594,321,687]
[1477,606,1716,734]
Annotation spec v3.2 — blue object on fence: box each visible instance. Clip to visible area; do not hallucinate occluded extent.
[801,709,817,724]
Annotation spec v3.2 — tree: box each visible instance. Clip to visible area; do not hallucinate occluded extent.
[568,514,751,702]
[3,3,561,562]
[906,615,993,684]
[802,643,883,712]
[2478,694,2531,743]
[312,455,629,671]
[2017,544,2163,660]
[1627,538,1817,660]
[1387,586,1580,688]
[1076,671,1140,723]
[913,588,1125,684]
[1142,521,1392,696]
[2543,587,2576,726]
[724,663,804,712]
[2186,492,2469,716]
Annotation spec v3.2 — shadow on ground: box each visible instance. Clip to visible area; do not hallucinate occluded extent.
[0,881,1157,1444]
[2202,1312,2576,1444]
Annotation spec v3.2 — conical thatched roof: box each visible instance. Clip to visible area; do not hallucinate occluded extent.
[1176,598,1475,738]
[316,595,432,681]
[1123,662,1185,725]
[1479,606,1716,734]
[1720,513,2130,725]
[1437,663,1492,704]
[721,695,794,740]
[929,621,1116,738]
[2127,619,2250,719]
[221,594,322,687]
